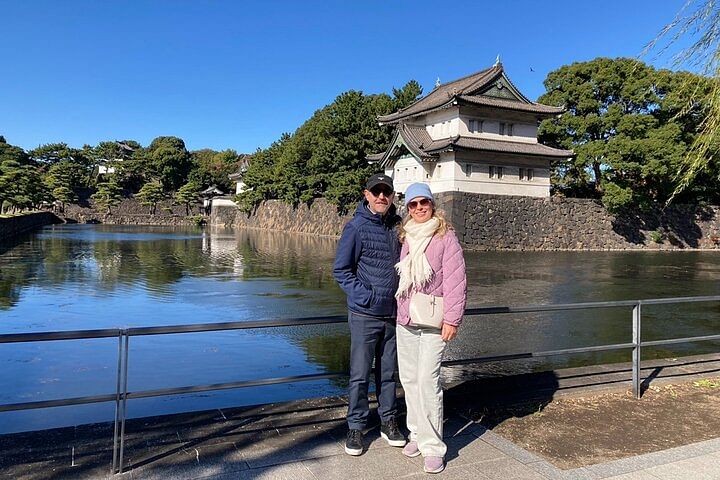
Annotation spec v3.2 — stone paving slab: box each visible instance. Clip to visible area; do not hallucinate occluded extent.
[643,451,720,480]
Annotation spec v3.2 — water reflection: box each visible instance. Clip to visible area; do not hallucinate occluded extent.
[1,225,720,433]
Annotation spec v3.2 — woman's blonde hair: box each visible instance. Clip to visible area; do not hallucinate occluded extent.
[398,205,452,243]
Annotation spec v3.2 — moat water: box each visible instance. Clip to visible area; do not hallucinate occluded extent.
[1,224,719,433]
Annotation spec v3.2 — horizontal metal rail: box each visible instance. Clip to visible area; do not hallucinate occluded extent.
[1,294,719,475]
[2,295,718,344]
[0,328,121,343]
[125,372,349,400]
[0,393,120,412]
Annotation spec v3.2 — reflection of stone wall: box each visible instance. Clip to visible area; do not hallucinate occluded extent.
[63,198,202,226]
[0,212,61,241]
[211,199,352,237]
[213,194,720,250]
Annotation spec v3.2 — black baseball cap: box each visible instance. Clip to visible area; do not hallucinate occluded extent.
[365,173,394,192]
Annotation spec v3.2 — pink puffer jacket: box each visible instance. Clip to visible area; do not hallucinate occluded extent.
[396,229,467,327]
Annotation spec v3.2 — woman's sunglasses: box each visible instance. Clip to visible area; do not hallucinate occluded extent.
[407,198,431,210]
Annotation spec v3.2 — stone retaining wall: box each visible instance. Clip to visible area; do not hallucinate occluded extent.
[211,198,352,237]
[439,193,720,250]
[211,194,720,250]
[63,199,202,226]
[0,212,61,242]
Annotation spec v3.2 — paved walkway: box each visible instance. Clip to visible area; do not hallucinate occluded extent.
[3,354,720,479]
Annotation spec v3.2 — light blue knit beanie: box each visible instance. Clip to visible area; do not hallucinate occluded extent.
[404,182,434,207]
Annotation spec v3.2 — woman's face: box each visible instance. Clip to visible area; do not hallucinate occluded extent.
[408,196,433,223]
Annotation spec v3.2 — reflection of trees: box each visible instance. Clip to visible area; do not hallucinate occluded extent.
[299,333,351,388]
[134,240,184,294]
[0,226,345,310]
[0,261,29,308]
[0,235,43,309]
[233,229,339,291]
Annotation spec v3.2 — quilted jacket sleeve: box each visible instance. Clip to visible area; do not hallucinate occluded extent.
[441,230,467,326]
[333,222,372,306]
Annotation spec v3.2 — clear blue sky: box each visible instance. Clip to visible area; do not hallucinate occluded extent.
[1,0,688,154]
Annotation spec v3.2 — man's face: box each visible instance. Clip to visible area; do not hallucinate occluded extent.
[364,184,394,215]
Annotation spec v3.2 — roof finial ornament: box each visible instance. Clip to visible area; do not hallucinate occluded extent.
[495,54,501,66]
[435,77,441,88]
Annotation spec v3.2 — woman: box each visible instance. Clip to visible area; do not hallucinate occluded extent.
[395,182,467,474]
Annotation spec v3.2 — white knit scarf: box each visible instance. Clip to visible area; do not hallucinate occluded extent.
[395,217,440,298]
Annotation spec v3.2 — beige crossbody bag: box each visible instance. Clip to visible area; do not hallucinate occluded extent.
[409,292,444,329]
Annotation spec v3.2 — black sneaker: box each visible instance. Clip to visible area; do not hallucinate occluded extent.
[380,418,406,447]
[345,429,363,456]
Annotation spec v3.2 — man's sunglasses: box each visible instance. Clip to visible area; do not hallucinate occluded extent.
[407,198,431,210]
[369,186,393,197]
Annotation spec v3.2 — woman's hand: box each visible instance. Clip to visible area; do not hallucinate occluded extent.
[441,323,458,342]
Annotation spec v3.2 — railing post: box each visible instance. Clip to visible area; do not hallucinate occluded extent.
[111,332,125,474]
[632,302,642,399]
[118,331,130,474]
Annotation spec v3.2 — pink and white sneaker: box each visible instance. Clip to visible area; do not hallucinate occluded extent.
[423,456,445,474]
[402,441,421,458]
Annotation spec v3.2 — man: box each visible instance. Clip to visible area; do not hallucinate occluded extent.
[333,173,406,456]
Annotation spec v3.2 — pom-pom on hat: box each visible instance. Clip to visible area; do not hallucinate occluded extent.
[404,183,434,207]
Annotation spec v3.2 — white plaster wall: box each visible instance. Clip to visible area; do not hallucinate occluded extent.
[422,108,460,140]
[392,154,432,193]
[453,161,550,197]
[235,181,246,194]
[512,123,538,142]
[472,120,535,142]
[452,178,549,197]
[211,197,238,207]
[416,155,550,197]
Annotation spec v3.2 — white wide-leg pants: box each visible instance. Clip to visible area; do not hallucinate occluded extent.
[397,324,447,457]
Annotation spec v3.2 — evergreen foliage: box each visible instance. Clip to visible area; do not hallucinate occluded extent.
[91,179,123,214]
[136,180,165,214]
[3,60,715,217]
[188,148,240,193]
[236,80,422,212]
[538,57,716,210]
[174,180,201,216]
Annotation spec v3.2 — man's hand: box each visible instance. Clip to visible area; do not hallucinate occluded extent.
[441,323,458,342]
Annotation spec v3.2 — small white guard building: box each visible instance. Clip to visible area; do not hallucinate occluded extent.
[368,61,573,197]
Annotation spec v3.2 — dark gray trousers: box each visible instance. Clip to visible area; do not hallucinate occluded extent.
[347,311,398,430]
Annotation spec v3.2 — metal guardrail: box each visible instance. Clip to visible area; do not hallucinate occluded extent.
[1,295,720,474]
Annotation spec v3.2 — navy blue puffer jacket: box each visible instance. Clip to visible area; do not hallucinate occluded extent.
[333,200,401,318]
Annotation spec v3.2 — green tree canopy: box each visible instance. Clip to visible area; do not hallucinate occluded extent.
[538,57,715,210]
[146,136,192,191]
[136,180,165,214]
[0,160,46,213]
[91,179,123,214]
[29,143,91,168]
[236,80,421,211]
[51,186,77,213]
[643,0,720,202]
[0,136,31,165]
[188,148,241,192]
[45,160,87,195]
[174,180,201,215]
[0,138,46,213]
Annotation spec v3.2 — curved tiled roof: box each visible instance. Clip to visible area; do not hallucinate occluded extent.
[457,95,563,114]
[427,136,574,158]
[379,66,500,123]
[370,130,573,166]
[378,64,563,123]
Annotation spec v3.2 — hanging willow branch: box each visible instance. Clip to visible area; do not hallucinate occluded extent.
[643,0,720,204]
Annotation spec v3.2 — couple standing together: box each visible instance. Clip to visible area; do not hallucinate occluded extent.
[333,174,467,474]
